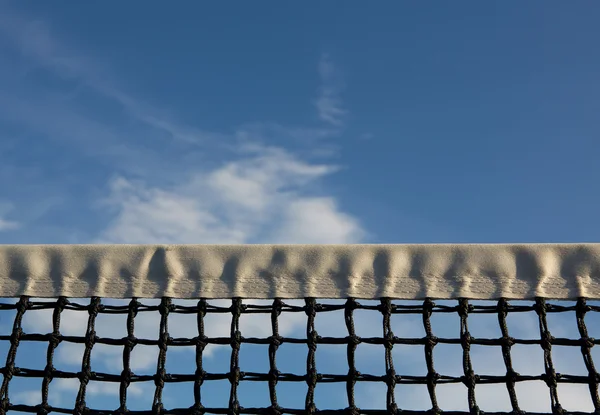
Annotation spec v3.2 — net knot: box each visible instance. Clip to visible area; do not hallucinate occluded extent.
[120,368,133,385]
[346,298,359,311]
[78,367,93,385]
[461,331,472,351]
[49,332,62,348]
[230,330,242,348]
[57,296,70,309]
[306,368,319,387]
[305,299,321,317]
[348,334,361,346]
[384,330,395,349]
[427,406,442,415]
[231,299,245,316]
[273,298,283,315]
[426,336,438,347]
[3,362,15,381]
[505,369,519,383]
[17,296,30,314]
[497,298,509,316]
[469,404,482,415]
[552,404,565,415]
[379,299,395,315]
[426,371,440,385]
[158,331,170,351]
[423,298,435,310]
[345,406,360,415]
[308,330,319,351]
[306,403,317,415]
[152,402,164,415]
[74,400,89,415]
[540,331,554,351]
[458,299,473,317]
[581,336,595,350]
[462,370,478,388]
[501,335,515,348]
[195,369,206,386]
[387,402,399,415]
[154,368,169,388]
[230,400,241,415]
[43,364,54,380]
[195,335,208,349]
[268,369,280,384]
[576,298,590,317]
[85,330,97,349]
[190,404,205,415]
[348,368,361,381]
[35,403,51,415]
[268,405,283,415]
[228,367,243,385]
[88,297,102,315]
[0,397,9,414]
[535,298,548,314]
[115,405,129,415]
[125,335,138,349]
[197,299,208,315]
[542,368,558,388]
[385,368,398,387]
[129,299,140,316]
[269,335,283,348]
[159,298,174,315]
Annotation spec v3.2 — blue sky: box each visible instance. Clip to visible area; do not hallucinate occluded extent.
[1,1,600,412]
[1,1,600,245]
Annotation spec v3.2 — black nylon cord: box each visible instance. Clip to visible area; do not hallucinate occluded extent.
[0,296,598,415]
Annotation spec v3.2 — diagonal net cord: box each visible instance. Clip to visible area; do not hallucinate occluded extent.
[229,299,243,415]
[193,299,208,414]
[153,298,171,414]
[423,298,441,414]
[118,298,139,414]
[344,299,360,415]
[536,298,563,415]
[0,296,29,415]
[575,299,600,412]
[381,298,398,414]
[268,299,283,415]
[458,299,479,415]
[74,297,100,414]
[497,298,521,413]
[40,297,67,414]
[304,298,319,415]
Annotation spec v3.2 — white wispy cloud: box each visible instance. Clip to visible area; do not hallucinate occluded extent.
[96,145,364,244]
[315,53,347,127]
[0,7,361,241]
[0,10,365,407]
[0,218,18,231]
[1,7,592,413]
[0,202,18,231]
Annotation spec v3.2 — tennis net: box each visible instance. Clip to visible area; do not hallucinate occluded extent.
[0,244,599,414]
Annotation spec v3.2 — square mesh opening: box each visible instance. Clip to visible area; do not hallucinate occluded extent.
[1,297,598,414]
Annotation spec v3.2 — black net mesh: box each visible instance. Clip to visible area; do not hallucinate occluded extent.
[0,296,599,415]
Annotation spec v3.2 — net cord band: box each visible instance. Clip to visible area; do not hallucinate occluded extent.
[0,244,599,299]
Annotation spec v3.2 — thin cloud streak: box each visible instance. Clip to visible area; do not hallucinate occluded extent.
[315,53,347,127]
[0,7,209,146]
[0,202,18,231]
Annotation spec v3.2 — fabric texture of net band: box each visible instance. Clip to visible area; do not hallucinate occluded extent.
[1,244,600,299]
[1,244,600,415]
